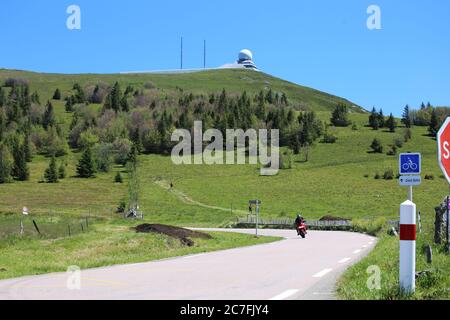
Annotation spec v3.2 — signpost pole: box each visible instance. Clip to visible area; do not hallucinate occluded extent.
[256,203,259,238]
[399,200,416,294]
[408,185,413,202]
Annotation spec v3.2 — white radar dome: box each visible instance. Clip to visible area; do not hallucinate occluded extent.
[238,49,253,62]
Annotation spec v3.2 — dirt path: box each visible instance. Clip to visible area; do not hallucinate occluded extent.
[153,179,248,215]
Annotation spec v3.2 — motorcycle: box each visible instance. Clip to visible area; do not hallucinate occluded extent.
[296,221,307,238]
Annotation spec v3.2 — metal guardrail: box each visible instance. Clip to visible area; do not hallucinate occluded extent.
[237,216,400,228]
[237,216,352,227]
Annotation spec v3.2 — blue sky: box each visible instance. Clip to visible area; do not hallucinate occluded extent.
[0,0,449,116]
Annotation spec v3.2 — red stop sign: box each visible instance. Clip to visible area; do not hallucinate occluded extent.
[437,117,450,183]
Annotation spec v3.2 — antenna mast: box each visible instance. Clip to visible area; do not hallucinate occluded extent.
[180,37,183,70]
[203,40,206,69]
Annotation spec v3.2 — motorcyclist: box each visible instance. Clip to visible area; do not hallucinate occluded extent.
[294,214,304,235]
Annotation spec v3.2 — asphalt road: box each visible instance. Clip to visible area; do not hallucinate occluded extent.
[0,229,376,300]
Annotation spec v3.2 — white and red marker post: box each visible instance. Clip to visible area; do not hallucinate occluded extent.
[399,200,416,293]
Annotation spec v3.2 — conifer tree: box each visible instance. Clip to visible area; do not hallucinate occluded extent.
[0,143,13,183]
[76,147,96,178]
[401,105,411,128]
[58,162,66,179]
[428,108,439,136]
[44,155,58,183]
[53,88,61,100]
[43,101,56,129]
[386,113,396,132]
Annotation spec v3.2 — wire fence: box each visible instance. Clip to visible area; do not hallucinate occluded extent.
[0,215,93,240]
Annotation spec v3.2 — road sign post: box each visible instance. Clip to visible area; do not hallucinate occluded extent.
[399,200,416,294]
[249,200,261,237]
[399,153,421,202]
[398,153,420,293]
[437,117,450,253]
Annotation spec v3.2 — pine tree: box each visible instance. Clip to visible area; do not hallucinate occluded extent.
[110,82,121,112]
[43,101,56,129]
[73,83,86,103]
[401,105,411,128]
[53,88,61,100]
[386,113,397,132]
[377,109,385,128]
[76,147,96,178]
[370,138,383,153]
[368,107,379,130]
[23,135,32,162]
[0,143,13,183]
[58,162,66,179]
[12,141,29,181]
[44,155,58,183]
[428,108,439,136]
[330,103,350,127]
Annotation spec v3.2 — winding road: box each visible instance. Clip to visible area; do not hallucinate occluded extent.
[0,228,376,300]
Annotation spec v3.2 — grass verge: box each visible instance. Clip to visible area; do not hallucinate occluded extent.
[0,221,281,280]
[337,220,450,300]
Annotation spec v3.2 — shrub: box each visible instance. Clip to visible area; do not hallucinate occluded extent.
[115,172,123,183]
[58,162,66,179]
[330,103,350,127]
[424,174,434,180]
[374,172,381,179]
[383,169,394,180]
[370,138,383,153]
[93,143,113,172]
[113,138,132,165]
[403,128,412,142]
[387,145,397,156]
[280,149,293,169]
[393,138,403,148]
[322,133,337,144]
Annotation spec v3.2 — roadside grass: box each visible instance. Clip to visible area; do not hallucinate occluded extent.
[336,220,450,300]
[0,221,281,280]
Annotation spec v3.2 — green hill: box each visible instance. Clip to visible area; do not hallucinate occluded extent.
[0,68,365,113]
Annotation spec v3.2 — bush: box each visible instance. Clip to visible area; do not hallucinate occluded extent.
[113,138,132,165]
[58,163,66,179]
[330,103,350,127]
[280,149,293,169]
[386,145,397,156]
[374,172,381,179]
[93,143,113,172]
[322,133,337,144]
[424,174,434,180]
[393,138,403,148]
[403,128,412,142]
[351,123,358,131]
[115,172,123,183]
[383,169,394,180]
[370,138,383,153]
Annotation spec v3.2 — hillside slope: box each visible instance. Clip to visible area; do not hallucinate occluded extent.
[0,68,365,113]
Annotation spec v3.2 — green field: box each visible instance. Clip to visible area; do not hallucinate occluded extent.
[0,68,448,299]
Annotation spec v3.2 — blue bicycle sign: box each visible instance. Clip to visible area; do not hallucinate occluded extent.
[399,153,421,175]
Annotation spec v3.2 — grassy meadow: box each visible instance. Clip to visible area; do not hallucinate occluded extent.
[0,68,448,299]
